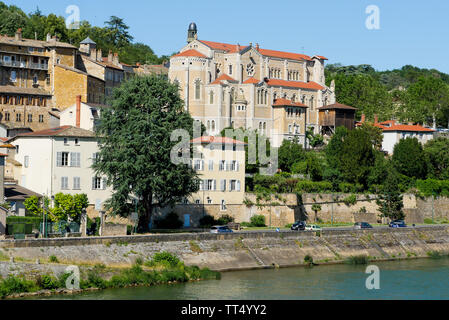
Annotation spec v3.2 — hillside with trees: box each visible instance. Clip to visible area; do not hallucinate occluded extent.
[0,2,170,65]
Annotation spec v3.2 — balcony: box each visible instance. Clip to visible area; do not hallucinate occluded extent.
[0,60,48,70]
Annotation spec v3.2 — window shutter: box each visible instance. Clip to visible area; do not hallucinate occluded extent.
[199,180,203,191]
[92,153,97,165]
[209,160,214,171]
[221,180,226,192]
[92,177,95,190]
[213,180,216,191]
[236,161,239,172]
[237,180,241,192]
[56,152,62,167]
[201,160,204,171]
[102,178,107,190]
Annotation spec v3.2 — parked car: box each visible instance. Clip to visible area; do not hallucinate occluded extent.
[389,220,407,228]
[291,221,306,231]
[305,224,321,231]
[354,222,373,229]
[210,226,233,234]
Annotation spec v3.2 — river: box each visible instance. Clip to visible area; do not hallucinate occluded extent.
[33,258,449,300]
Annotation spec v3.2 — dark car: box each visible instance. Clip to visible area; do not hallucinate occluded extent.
[389,220,407,228]
[210,226,233,234]
[354,222,373,229]
[291,221,306,231]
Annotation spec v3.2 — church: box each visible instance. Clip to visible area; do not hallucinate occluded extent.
[169,23,336,147]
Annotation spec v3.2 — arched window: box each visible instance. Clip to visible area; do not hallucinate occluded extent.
[273,92,277,101]
[264,90,268,104]
[310,96,314,110]
[209,90,214,104]
[212,120,216,131]
[207,121,210,130]
[195,79,201,100]
[263,122,266,135]
[230,88,235,104]
[292,94,296,102]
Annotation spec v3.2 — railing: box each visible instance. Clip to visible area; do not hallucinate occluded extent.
[0,60,48,70]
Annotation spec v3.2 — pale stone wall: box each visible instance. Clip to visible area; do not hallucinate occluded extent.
[0,209,6,238]
[102,223,127,236]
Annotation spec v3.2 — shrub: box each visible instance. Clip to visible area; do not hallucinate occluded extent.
[217,214,234,225]
[150,252,181,267]
[154,212,183,229]
[36,274,58,290]
[48,255,59,263]
[342,194,357,206]
[296,180,333,193]
[199,215,216,228]
[424,218,435,224]
[250,215,266,227]
[0,276,37,298]
[304,255,314,265]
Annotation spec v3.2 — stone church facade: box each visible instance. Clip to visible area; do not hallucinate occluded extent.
[169,23,336,147]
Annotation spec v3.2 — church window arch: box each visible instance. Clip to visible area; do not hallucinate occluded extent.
[194,79,201,100]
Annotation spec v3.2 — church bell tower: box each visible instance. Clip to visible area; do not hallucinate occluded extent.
[187,22,198,43]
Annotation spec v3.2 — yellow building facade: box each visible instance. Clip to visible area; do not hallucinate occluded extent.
[169,23,336,147]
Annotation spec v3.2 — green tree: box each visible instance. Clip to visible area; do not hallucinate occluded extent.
[392,138,427,179]
[292,152,323,181]
[0,4,28,36]
[376,168,405,221]
[24,196,42,217]
[48,193,89,222]
[43,14,68,42]
[325,126,348,169]
[93,75,200,232]
[306,127,324,148]
[278,137,305,172]
[104,16,133,48]
[405,76,449,127]
[423,138,449,180]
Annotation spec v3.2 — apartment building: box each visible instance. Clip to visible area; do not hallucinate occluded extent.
[8,125,111,212]
[0,29,105,130]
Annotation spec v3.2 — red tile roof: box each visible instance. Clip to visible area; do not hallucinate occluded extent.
[379,120,396,127]
[211,74,237,84]
[242,77,260,84]
[318,103,357,110]
[313,55,328,60]
[258,48,311,61]
[191,136,245,145]
[273,98,308,108]
[0,153,7,157]
[199,40,324,62]
[173,49,207,58]
[383,124,435,133]
[266,78,324,90]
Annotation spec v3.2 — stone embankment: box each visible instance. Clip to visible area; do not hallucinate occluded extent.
[0,226,448,274]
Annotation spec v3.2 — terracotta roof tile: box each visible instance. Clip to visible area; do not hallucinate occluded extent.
[258,48,311,61]
[211,74,237,85]
[243,77,260,84]
[9,126,95,141]
[266,79,324,90]
[273,98,308,108]
[383,124,435,132]
[173,49,207,58]
[199,40,246,53]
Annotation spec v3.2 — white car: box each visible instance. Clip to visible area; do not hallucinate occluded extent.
[305,225,322,231]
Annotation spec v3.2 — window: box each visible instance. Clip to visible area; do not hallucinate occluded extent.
[5,112,10,121]
[211,120,215,132]
[204,179,216,191]
[24,156,30,168]
[39,115,44,123]
[64,138,68,145]
[195,199,201,205]
[220,179,226,192]
[221,200,227,211]
[33,75,38,85]
[10,71,16,82]
[61,177,69,190]
[219,160,226,171]
[209,91,214,104]
[73,177,81,190]
[70,152,81,167]
[207,198,212,204]
[27,114,32,122]
[57,152,70,167]
[75,138,79,145]
[16,113,21,122]
[194,79,201,100]
[92,177,107,190]
[194,160,204,171]
[208,160,214,171]
[229,65,232,75]
[230,180,236,191]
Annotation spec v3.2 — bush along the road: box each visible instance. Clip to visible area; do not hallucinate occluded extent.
[0,252,220,299]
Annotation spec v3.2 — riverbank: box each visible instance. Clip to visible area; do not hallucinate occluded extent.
[1,226,448,272]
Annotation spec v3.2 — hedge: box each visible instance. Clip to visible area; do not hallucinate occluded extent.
[416,179,449,197]
[295,180,333,193]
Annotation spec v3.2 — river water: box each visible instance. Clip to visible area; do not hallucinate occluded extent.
[35,258,449,300]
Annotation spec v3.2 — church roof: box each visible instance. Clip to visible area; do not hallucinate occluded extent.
[211,74,238,85]
[273,98,308,108]
[243,77,260,84]
[173,49,207,58]
[266,79,324,91]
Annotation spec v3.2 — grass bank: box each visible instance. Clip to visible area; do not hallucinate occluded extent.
[0,252,220,299]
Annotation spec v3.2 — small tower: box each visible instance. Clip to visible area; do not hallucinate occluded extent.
[187,22,198,43]
[80,36,97,57]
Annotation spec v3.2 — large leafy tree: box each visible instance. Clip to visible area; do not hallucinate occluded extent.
[423,138,449,180]
[93,75,200,232]
[405,76,449,127]
[104,16,133,48]
[392,138,427,179]
[278,137,305,172]
[0,3,28,36]
[48,193,89,222]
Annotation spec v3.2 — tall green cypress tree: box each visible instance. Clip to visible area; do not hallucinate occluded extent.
[376,167,405,221]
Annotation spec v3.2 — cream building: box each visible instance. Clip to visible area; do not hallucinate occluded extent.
[169,23,336,147]
[8,126,111,211]
[188,136,245,210]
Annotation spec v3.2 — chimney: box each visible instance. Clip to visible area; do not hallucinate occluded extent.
[249,42,253,47]
[374,114,378,125]
[108,50,113,63]
[113,52,119,66]
[15,28,22,41]
[361,114,366,123]
[255,43,260,51]
[236,43,240,52]
[76,95,81,128]
[0,155,5,205]
[46,33,51,42]
[97,48,102,62]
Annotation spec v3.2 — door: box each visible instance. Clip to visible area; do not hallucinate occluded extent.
[184,214,191,228]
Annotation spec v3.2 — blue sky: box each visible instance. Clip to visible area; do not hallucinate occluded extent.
[4,0,449,72]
